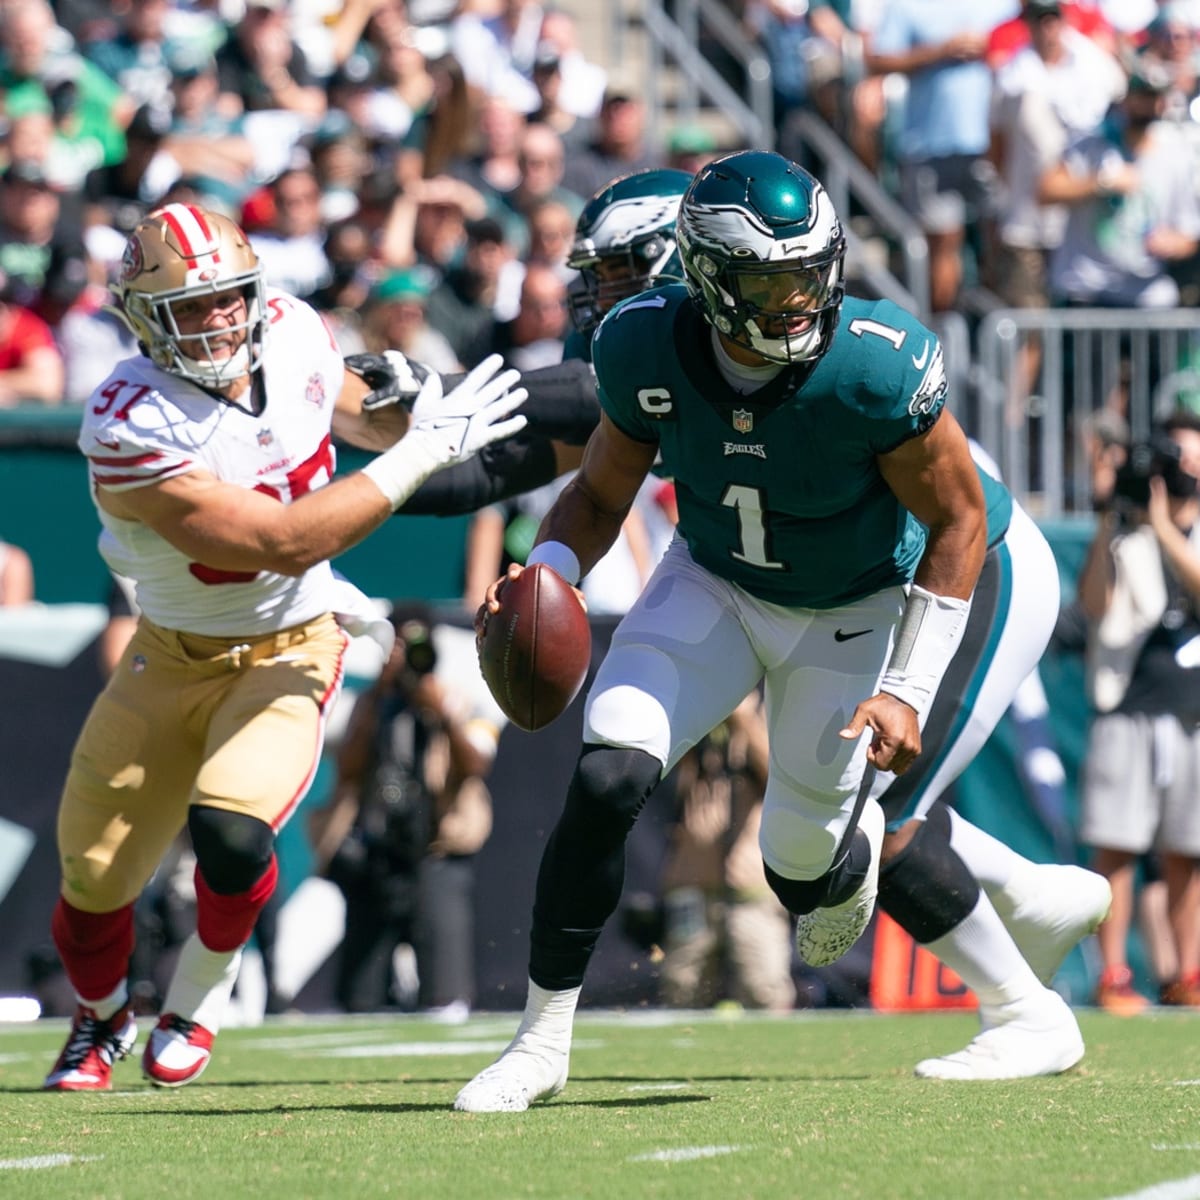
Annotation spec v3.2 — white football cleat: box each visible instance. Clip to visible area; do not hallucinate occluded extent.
[795,797,884,967]
[914,989,1085,1080]
[454,981,578,1113]
[991,863,1112,985]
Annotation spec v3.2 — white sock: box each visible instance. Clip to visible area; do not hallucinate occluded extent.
[948,810,1030,895]
[517,979,581,1049]
[161,935,243,1033]
[923,893,1043,1010]
[79,979,129,1022]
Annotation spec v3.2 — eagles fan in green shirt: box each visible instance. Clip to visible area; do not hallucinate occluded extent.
[451,151,1111,1113]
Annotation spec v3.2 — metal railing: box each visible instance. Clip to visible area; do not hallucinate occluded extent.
[974,308,1200,517]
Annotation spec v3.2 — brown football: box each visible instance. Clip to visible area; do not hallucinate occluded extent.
[478,563,591,731]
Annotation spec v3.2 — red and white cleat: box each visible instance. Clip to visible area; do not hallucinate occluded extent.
[142,1013,216,1087]
[44,1004,137,1091]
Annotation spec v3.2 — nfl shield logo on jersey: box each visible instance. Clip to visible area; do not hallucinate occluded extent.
[732,408,753,434]
[305,373,325,407]
[257,428,273,447]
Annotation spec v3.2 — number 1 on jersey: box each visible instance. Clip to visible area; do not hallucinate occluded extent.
[723,484,785,570]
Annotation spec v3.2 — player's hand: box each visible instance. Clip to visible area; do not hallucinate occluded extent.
[409,354,528,467]
[839,692,921,774]
[346,350,434,412]
[474,563,521,649]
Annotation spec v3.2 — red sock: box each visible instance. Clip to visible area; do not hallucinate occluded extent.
[194,855,279,953]
[51,898,135,1003]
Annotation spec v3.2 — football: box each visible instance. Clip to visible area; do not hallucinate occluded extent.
[478,563,591,731]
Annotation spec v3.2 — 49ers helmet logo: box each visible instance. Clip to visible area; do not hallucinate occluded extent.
[120,237,144,282]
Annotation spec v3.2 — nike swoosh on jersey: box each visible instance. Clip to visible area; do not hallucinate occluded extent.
[834,628,873,642]
[911,342,930,370]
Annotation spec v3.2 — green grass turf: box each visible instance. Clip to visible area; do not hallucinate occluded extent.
[0,1009,1196,1200]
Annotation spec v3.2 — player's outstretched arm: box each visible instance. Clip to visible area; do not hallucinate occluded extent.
[98,357,527,575]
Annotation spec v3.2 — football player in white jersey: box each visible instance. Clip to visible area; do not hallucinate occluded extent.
[44,203,528,1091]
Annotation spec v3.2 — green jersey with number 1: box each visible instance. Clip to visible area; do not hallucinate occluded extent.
[592,284,1010,609]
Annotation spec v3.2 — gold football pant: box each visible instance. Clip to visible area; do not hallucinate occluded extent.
[58,614,347,913]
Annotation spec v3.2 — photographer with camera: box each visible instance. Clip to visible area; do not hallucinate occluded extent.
[310,605,502,1018]
[1077,411,1200,1012]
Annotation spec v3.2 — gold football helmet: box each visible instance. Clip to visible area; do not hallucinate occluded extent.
[114,203,268,388]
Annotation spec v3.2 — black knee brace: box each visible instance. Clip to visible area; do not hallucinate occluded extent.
[763,822,874,916]
[567,742,663,829]
[188,806,275,896]
[878,803,980,944]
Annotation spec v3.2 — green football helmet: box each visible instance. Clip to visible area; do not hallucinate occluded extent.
[676,150,846,366]
[566,167,692,336]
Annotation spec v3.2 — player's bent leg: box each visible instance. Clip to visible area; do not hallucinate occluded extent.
[144,808,277,1087]
[947,808,1112,985]
[880,809,1084,1080]
[455,745,662,1113]
[776,798,885,968]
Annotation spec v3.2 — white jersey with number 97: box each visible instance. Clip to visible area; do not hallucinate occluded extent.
[78,287,347,637]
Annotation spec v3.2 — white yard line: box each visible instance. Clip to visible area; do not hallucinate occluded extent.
[1102,1175,1200,1200]
[628,1146,746,1163]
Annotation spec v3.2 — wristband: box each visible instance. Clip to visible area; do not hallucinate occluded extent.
[525,539,582,586]
[360,428,444,510]
[878,583,970,720]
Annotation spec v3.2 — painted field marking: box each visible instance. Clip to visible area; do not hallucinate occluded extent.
[628,1146,745,1164]
[1102,1173,1200,1200]
[0,1155,104,1171]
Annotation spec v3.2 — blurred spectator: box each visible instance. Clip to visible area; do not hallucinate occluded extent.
[864,1,1013,312]
[988,1,1126,412]
[160,47,255,212]
[528,40,594,151]
[657,690,796,1013]
[58,245,138,405]
[312,607,503,1018]
[0,537,35,605]
[535,10,606,119]
[307,217,377,341]
[560,80,660,203]
[987,0,1119,68]
[382,173,487,275]
[307,112,372,224]
[0,159,85,311]
[81,101,177,237]
[450,0,543,114]
[452,94,527,203]
[0,267,63,406]
[82,0,178,111]
[0,0,133,170]
[525,198,577,282]
[745,0,844,132]
[362,266,462,373]
[214,0,327,120]
[396,51,475,184]
[4,105,100,192]
[494,120,583,254]
[483,260,567,372]
[247,166,333,300]
[1076,411,1200,1012]
[1040,58,1200,309]
[362,17,436,145]
[1144,3,1200,120]
[426,215,520,367]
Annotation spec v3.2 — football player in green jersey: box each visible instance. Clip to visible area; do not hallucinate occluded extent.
[455,151,1109,1112]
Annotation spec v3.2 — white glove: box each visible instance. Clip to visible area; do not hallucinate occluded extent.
[406,353,528,467]
[360,354,528,509]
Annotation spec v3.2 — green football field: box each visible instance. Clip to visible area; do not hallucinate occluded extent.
[0,1009,1196,1200]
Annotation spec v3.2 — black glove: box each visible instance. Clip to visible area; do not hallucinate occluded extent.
[345,350,435,412]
